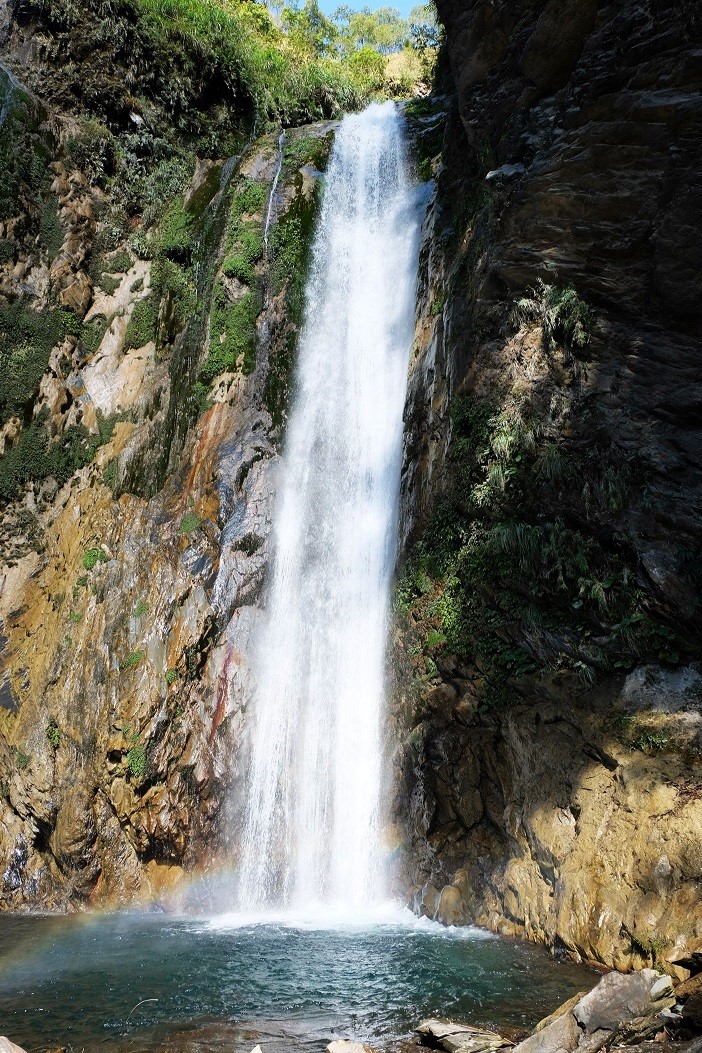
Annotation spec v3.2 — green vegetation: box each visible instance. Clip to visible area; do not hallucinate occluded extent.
[179,510,201,534]
[80,316,109,354]
[0,303,82,426]
[223,233,261,284]
[98,274,121,296]
[0,0,440,508]
[280,1,440,94]
[103,460,118,490]
[0,416,117,503]
[33,0,408,144]
[30,0,439,175]
[0,69,52,223]
[165,668,179,685]
[204,286,260,380]
[120,650,146,671]
[39,197,64,259]
[264,134,332,425]
[63,118,115,186]
[514,280,593,351]
[46,719,61,750]
[0,299,124,501]
[156,199,193,262]
[104,249,132,274]
[198,178,267,383]
[123,296,159,351]
[134,600,149,617]
[629,929,670,965]
[631,729,669,753]
[13,747,30,770]
[82,547,108,570]
[398,372,697,709]
[126,743,147,779]
[426,628,447,649]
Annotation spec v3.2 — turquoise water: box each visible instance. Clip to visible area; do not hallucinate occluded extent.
[0,911,595,1052]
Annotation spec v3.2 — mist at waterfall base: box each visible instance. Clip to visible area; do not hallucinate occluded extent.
[0,105,599,1053]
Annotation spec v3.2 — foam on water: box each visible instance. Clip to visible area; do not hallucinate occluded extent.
[207,903,494,937]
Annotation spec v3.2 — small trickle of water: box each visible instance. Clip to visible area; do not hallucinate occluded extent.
[263,129,286,253]
[237,101,427,912]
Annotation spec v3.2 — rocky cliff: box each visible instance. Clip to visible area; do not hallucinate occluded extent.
[0,0,336,906]
[2,0,702,982]
[394,0,702,972]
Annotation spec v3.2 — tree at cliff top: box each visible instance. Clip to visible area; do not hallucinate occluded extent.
[278,0,440,95]
[18,0,359,134]
[15,0,437,146]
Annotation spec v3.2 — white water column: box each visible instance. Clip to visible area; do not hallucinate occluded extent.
[238,101,426,912]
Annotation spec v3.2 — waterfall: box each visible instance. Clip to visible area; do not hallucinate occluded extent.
[237,101,426,913]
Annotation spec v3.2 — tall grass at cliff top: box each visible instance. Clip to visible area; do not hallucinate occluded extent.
[128,0,364,122]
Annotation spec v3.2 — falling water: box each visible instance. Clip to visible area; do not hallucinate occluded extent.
[263,129,286,253]
[238,101,427,912]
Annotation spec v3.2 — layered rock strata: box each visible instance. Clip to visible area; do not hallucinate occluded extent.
[395,0,702,971]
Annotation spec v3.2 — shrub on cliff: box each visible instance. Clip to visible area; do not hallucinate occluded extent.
[398,382,699,707]
[21,0,366,140]
[514,280,593,351]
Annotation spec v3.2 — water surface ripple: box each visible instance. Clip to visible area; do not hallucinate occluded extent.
[0,913,596,1052]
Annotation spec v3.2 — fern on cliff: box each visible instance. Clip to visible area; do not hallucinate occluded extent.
[513,279,593,351]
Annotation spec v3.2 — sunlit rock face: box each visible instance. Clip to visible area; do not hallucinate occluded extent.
[0,34,336,907]
[394,0,702,970]
[396,664,702,971]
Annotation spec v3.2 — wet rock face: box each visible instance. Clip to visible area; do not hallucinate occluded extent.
[396,0,702,971]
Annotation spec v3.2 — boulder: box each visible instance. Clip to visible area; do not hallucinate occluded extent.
[418,882,441,919]
[436,884,465,926]
[326,1043,375,1053]
[416,1019,507,1053]
[668,938,702,974]
[573,971,674,1034]
[534,993,587,1034]
[682,991,702,1032]
[0,1040,28,1053]
[511,972,676,1053]
[512,1010,580,1053]
[676,973,702,1000]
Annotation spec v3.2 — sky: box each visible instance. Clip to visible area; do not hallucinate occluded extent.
[315,0,419,19]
